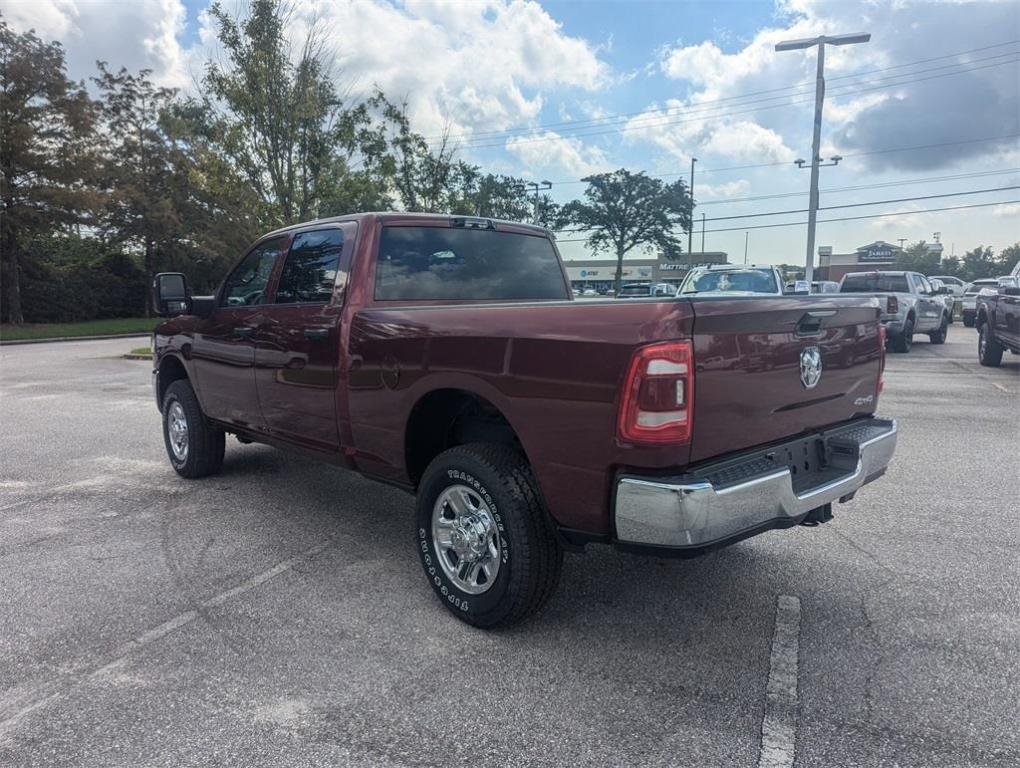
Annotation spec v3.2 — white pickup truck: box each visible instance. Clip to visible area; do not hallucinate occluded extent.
[839,271,950,353]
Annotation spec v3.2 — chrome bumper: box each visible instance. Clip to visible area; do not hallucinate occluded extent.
[614,418,897,549]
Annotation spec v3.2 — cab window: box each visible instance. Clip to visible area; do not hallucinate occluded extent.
[221,237,286,307]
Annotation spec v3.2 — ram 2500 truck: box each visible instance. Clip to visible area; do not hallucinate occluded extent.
[976,276,1020,366]
[152,213,897,627]
[839,270,950,353]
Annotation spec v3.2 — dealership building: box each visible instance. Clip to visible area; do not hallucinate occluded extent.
[814,240,943,282]
[563,252,728,292]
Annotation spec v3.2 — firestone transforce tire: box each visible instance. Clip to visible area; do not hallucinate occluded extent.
[416,443,563,628]
[929,315,948,345]
[890,316,914,353]
[978,323,1004,367]
[162,379,225,478]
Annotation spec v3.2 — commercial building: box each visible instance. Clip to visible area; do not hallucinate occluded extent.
[563,252,728,293]
[815,240,944,282]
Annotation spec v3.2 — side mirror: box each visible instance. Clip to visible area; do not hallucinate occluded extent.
[153,273,191,317]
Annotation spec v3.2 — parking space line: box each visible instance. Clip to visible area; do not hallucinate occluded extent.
[757,595,801,768]
[0,539,333,740]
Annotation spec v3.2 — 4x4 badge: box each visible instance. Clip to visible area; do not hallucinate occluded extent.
[800,346,823,389]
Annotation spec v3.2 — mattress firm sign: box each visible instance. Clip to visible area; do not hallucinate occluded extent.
[857,242,899,263]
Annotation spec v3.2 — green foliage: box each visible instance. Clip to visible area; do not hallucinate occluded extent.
[894,241,942,275]
[558,169,691,290]
[0,17,97,323]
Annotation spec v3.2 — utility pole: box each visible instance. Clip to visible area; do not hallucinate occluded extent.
[687,157,697,266]
[743,231,750,264]
[525,180,552,225]
[776,32,870,283]
[700,212,706,253]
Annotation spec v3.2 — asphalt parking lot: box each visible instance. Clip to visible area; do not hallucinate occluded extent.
[1,327,1017,767]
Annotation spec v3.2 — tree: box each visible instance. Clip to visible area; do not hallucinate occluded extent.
[961,245,997,281]
[0,18,96,324]
[557,169,691,291]
[894,241,941,275]
[996,243,1019,276]
[93,64,197,315]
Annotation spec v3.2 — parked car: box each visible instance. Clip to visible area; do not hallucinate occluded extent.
[839,271,950,352]
[961,278,999,327]
[976,276,1020,366]
[616,282,674,298]
[151,212,896,628]
[928,279,956,324]
[928,275,967,297]
[582,287,598,296]
[811,280,840,294]
[677,264,785,296]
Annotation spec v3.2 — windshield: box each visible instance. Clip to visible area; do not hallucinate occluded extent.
[680,267,778,294]
[964,282,996,295]
[840,274,909,293]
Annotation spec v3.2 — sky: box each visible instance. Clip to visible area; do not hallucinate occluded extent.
[2,0,1019,265]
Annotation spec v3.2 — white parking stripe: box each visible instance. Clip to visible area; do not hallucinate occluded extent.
[758,595,802,768]
[0,539,333,740]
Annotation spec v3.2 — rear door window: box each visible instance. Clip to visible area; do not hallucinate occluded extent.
[375,226,567,301]
[276,229,344,304]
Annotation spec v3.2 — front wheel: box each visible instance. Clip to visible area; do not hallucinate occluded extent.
[978,323,1004,367]
[162,380,225,478]
[929,315,948,345]
[416,444,562,628]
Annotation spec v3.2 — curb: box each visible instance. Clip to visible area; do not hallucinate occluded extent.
[122,354,152,360]
[0,332,152,347]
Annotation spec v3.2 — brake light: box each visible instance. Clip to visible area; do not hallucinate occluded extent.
[877,326,886,395]
[618,341,694,444]
[886,295,898,315]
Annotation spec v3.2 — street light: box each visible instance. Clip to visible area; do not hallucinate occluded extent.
[525,180,552,224]
[776,32,870,282]
[687,157,697,264]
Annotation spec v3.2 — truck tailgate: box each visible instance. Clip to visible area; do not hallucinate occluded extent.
[688,296,882,463]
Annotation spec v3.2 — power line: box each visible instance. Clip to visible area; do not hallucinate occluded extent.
[424,39,1019,143]
[698,185,1020,222]
[546,132,1020,184]
[553,199,1019,241]
[450,55,1019,150]
[696,168,1020,205]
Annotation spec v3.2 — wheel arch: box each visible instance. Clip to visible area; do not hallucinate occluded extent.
[156,353,190,406]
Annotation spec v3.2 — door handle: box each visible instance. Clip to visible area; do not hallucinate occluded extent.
[233,326,255,339]
[303,328,329,341]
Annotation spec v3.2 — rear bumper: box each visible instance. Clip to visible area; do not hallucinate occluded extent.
[613,417,897,552]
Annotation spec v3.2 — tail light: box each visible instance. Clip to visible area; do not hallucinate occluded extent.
[886,295,898,315]
[877,326,886,396]
[617,341,694,445]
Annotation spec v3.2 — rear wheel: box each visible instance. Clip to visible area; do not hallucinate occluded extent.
[890,316,914,353]
[162,380,225,478]
[978,323,1003,367]
[928,315,948,345]
[416,443,562,628]
[963,315,975,328]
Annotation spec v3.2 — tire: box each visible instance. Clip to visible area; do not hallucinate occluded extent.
[162,379,225,478]
[890,316,914,353]
[416,443,562,628]
[963,316,975,328]
[928,315,948,345]
[978,323,1004,367]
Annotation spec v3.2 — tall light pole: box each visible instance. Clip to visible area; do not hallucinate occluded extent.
[525,180,552,225]
[776,32,870,282]
[700,212,706,253]
[687,157,697,266]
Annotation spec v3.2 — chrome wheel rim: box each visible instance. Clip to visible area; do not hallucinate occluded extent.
[432,484,501,595]
[167,401,189,461]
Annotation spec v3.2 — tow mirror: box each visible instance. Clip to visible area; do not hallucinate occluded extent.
[153,273,191,317]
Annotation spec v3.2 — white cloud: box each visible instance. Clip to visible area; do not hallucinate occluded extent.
[697,180,752,199]
[505,131,611,178]
[4,0,190,88]
[992,203,1020,218]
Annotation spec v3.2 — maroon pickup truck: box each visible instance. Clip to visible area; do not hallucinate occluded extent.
[152,212,897,627]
